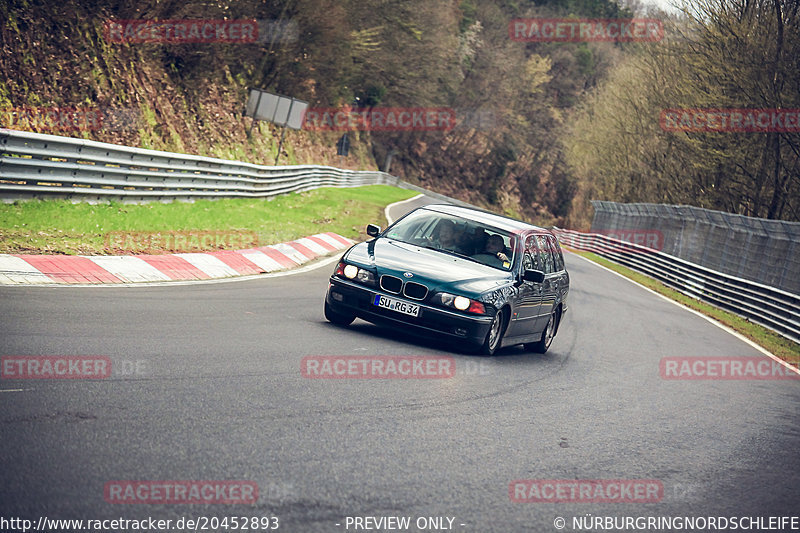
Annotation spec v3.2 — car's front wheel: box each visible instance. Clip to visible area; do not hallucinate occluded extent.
[525,308,558,353]
[480,308,506,356]
[324,300,356,326]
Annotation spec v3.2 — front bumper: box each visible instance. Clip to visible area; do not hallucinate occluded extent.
[326,277,494,346]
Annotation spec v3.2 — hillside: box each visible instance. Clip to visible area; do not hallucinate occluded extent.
[0,0,634,227]
[2,0,797,225]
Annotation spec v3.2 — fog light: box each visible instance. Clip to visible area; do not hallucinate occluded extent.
[331,291,344,302]
[454,327,468,337]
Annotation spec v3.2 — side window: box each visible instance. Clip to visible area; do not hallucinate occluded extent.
[522,252,534,271]
[523,235,539,271]
[536,235,553,274]
[549,236,565,271]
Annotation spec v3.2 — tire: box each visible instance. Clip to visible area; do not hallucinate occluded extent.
[480,308,506,356]
[324,300,356,326]
[525,308,558,354]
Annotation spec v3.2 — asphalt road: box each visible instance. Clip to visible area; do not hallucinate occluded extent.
[1,197,799,532]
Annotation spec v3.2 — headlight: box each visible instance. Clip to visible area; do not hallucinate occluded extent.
[436,292,486,314]
[453,296,470,310]
[343,264,359,279]
[334,262,376,285]
[355,269,376,284]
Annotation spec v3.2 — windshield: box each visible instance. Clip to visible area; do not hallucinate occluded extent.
[383,209,516,271]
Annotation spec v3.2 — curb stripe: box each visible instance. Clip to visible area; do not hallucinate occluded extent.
[139,255,211,280]
[209,251,264,276]
[20,255,122,284]
[306,235,338,252]
[1,232,354,285]
[89,256,172,283]
[314,233,351,250]
[269,243,309,264]
[0,255,53,284]
[324,232,353,247]
[240,251,285,272]
[252,247,298,269]
[295,237,332,255]
[286,241,318,260]
[175,253,242,278]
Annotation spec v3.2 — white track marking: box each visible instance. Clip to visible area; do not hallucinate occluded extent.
[385,193,424,225]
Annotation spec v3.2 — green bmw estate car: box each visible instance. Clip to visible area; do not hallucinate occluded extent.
[324,204,569,355]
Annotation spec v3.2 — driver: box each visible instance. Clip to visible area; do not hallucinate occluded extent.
[431,220,467,254]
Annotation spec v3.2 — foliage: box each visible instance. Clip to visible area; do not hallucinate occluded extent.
[563,0,800,226]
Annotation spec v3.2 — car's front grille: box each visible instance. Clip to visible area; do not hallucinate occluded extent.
[379,275,429,301]
[380,275,403,294]
[403,281,428,300]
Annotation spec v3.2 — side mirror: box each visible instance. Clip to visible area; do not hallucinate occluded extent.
[366,224,381,237]
[523,269,545,283]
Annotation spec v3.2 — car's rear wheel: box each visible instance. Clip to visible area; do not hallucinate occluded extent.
[480,308,506,356]
[324,300,356,326]
[525,308,558,353]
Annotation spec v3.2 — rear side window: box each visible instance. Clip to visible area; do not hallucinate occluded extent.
[536,235,554,274]
[523,235,540,271]
[548,235,565,272]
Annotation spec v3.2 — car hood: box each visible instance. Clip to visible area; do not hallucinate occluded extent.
[345,238,512,296]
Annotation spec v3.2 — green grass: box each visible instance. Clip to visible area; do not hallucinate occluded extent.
[0,185,418,255]
[570,250,800,368]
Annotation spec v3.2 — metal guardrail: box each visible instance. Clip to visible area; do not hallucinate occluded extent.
[553,228,800,345]
[591,200,800,296]
[0,129,401,202]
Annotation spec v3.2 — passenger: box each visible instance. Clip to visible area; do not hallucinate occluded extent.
[475,234,510,266]
[458,225,481,255]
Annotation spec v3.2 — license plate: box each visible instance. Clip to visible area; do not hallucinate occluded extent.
[373,294,420,317]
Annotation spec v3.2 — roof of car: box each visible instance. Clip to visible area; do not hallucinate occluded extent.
[421,204,549,233]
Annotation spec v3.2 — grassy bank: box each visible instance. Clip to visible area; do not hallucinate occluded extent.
[0,185,418,255]
[569,250,800,368]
